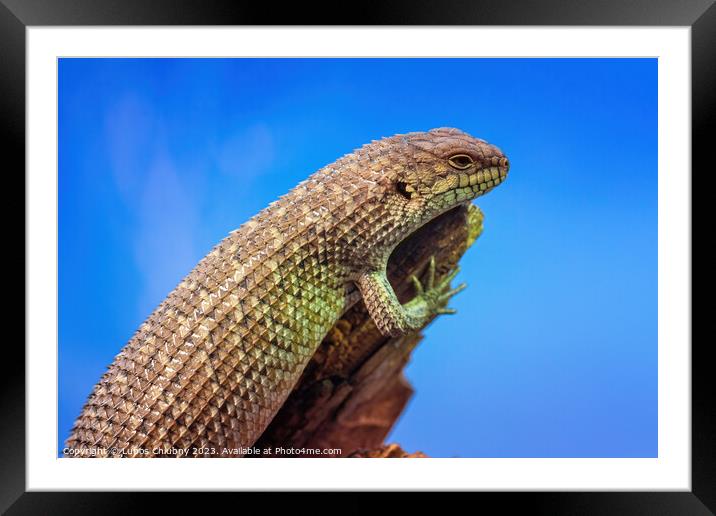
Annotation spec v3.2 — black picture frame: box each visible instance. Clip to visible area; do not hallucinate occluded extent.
[4,0,709,513]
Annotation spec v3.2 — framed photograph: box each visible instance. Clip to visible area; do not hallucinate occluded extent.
[7,0,710,512]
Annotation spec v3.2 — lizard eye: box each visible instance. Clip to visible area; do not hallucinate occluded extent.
[448,154,474,170]
[396,181,415,199]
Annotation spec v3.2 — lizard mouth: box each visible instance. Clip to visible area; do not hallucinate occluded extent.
[433,165,509,203]
[457,165,508,192]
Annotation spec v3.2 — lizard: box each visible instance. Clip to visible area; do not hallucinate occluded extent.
[64,127,509,457]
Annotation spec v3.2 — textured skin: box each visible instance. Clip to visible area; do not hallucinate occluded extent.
[65,127,509,457]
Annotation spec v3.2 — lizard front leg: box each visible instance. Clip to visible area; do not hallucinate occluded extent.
[357,256,466,338]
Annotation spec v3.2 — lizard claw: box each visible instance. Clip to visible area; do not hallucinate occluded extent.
[408,256,467,319]
[438,282,467,304]
[426,256,436,291]
[438,266,461,290]
[410,274,424,296]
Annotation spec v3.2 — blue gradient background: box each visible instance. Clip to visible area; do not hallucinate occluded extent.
[58,58,657,458]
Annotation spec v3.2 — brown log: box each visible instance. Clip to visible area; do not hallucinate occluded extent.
[255,204,484,457]
[348,444,428,458]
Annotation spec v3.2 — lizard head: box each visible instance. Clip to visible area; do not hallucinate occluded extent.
[357,127,508,243]
[391,127,509,219]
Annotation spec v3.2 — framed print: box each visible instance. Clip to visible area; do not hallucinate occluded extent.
[6,0,711,512]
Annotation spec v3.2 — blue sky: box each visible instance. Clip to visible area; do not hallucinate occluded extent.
[58,58,657,457]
